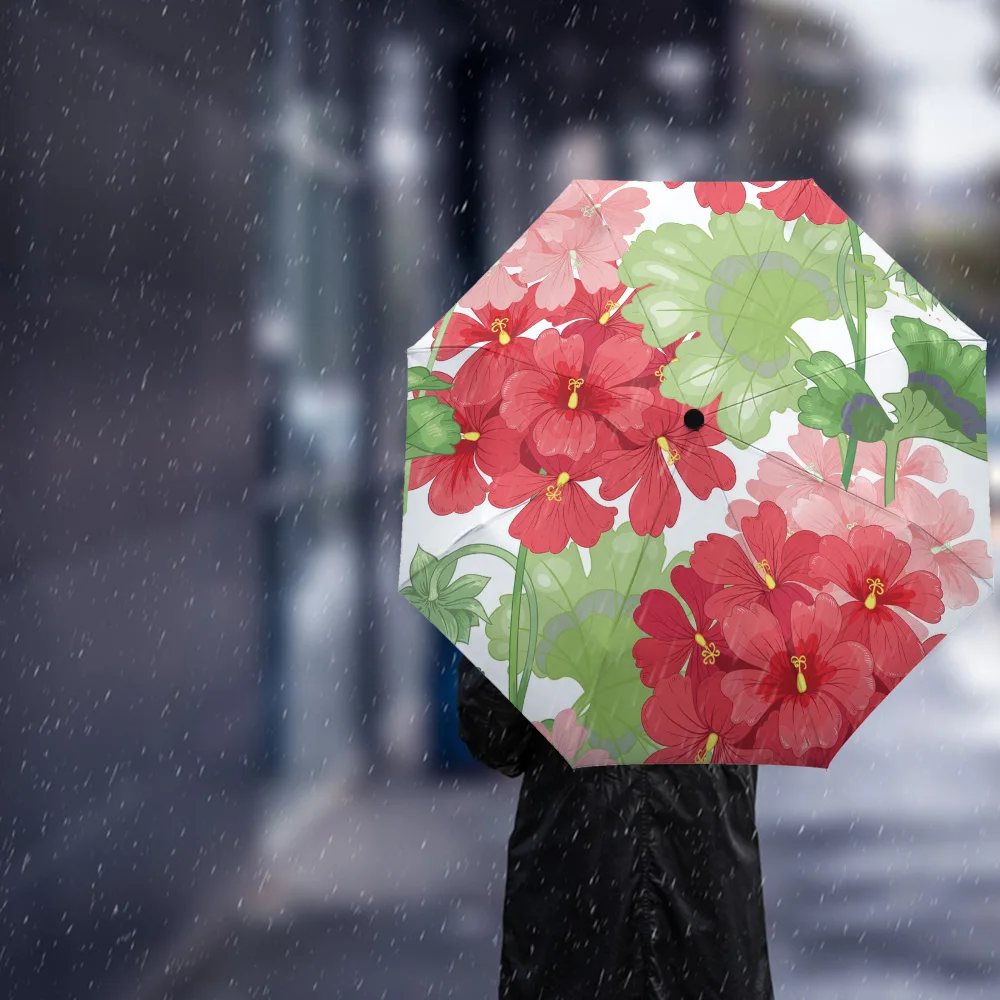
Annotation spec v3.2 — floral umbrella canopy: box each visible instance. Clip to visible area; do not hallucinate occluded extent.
[399,179,993,769]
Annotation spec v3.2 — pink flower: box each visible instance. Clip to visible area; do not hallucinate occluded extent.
[791,476,911,543]
[746,427,850,513]
[534,709,614,767]
[516,214,621,311]
[576,180,650,251]
[858,440,947,522]
[550,181,650,254]
[460,236,527,310]
[906,489,993,610]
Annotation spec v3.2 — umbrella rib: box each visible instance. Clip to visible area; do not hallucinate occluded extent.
[568,179,693,412]
[693,205,786,412]
[695,228,782,412]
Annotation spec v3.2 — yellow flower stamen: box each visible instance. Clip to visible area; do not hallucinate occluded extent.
[692,631,720,664]
[491,316,511,345]
[694,733,719,764]
[598,299,619,325]
[864,577,885,611]
[791,654,808,694]
[545,471,572,502]
[567,377,584,410]
[655,436,680,465]
[754,559,777,590]
[461,431,480,442]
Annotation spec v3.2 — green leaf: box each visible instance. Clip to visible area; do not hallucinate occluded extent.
[795,351,893,442]
[619,205,846,444]
[890,316,986,442]
[436,573,490,606]
[407,545,438,594]
[405,395,461,460]
[545,615,647,744]
[401,548,490,643]
[486,524,673,673]
[883,387,987,461]
[407,366,452,392]
[484,525,693,753]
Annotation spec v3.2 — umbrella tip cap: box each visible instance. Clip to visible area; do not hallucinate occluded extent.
[683,408,705,431]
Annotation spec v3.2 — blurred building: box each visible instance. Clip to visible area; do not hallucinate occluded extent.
[0,3,266,998]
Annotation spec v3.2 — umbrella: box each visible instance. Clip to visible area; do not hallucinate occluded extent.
[399,179,993,768]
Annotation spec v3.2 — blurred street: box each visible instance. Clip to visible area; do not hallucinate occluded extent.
[134,596,1000,1000]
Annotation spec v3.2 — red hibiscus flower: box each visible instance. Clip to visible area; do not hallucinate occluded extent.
[500,328,652,462]
[636,332,699,390]
[691,501,820,630]
[750,708,839,768]
[754,677,890,768]
[721,595,875,759]
[905,489,993,610]
[408,376,522,515]
[643,672,764,765]
[596,395,735,536]
[757,179,848,225]
[810,524,944,680]
[664,181,775,214]
[557,279,646,364]
[488,426,617,554]
[515,213,621,311]
[632,565,731,690]
[439,294,554,408]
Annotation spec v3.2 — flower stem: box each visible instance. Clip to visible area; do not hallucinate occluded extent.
[836,234,860,360]
[883,436,899,506]
[847,219,867,378]
[426,306,456,372]
[427,541,539,709]
[508,543,528,704]
[840,437,858,491]
[403,306,457,516]
[834,220,869,488]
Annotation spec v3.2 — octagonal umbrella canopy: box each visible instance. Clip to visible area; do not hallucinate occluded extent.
[399,179,993,769]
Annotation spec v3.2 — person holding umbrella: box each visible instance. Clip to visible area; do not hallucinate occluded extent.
[403,177,990,997]
[457,653,775,1000]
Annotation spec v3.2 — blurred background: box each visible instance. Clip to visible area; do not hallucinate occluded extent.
[2,0,1000,997]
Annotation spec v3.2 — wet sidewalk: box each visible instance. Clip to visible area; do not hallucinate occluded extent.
[130,773,521,1000]
[129,617,1000,1000]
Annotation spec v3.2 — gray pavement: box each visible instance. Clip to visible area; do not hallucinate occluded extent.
[135,609,1000,1000]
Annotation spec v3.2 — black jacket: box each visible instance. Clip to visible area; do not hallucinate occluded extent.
[457,654,775,1000]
